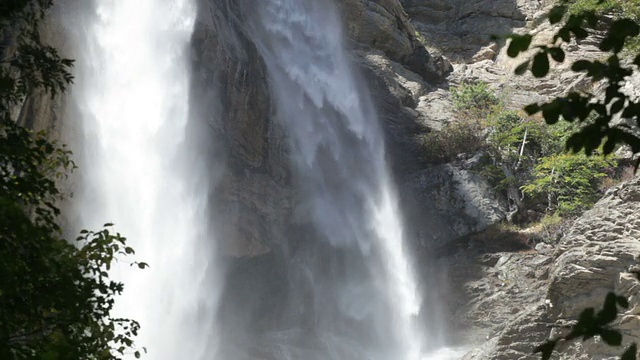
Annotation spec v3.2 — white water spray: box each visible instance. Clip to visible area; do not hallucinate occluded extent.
[245,1,426,358]
[67,1,219,359]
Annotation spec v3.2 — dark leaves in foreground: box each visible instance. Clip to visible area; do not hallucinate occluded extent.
[533,293,636,360]
[503,1,640,358]
[501,0,640,172]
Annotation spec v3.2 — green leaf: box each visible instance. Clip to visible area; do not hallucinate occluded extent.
[599,292,620,324]
[572,60,592,72]
[507,34,533,58]
[556,27,571,42]
[570,24,589,39]
[515,60,530,75]
[533,340,557,360]
[622,102,640,118]
[548,47,566,63]
[549,5,567,24]
[524,103,541,115]
[621,344,637,360]
[616,295,629,309]
[571,307,597,340]
[542,101,562,124]
[532,52,550,77]
[611,99,625,115]
[600,328,622,346]
[603,136,616,155]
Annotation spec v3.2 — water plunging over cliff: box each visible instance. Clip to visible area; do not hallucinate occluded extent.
[239,0,427,358]
[67,0,219,358]
[63,0,455,357]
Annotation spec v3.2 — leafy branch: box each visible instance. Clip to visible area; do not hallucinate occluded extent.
[503,0,640,164]
[535,293,636,360]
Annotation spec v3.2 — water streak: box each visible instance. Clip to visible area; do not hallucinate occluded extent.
[66,0,219,358]
[244,0,425,358]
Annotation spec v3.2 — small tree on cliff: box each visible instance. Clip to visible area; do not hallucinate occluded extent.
[0,1,145,358]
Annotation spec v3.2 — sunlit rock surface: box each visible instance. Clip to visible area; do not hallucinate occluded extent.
[466,177,640,359]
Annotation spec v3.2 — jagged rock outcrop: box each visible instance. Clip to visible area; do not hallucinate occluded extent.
[398,1,640,357]
[465,177,640,359]
[189,0,569,276]
[403,0,541,60]
[443,243,552,344]
[337,0,452,81]
[381,0,615,245]
[408,156,508,247]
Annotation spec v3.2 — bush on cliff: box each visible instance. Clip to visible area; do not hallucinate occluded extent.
[423,80,616,224]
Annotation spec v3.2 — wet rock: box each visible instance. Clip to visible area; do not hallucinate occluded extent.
[471,43,498,63]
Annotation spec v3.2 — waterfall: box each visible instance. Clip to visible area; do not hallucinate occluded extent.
[65,0,220,359]
[59,0,466,358]
[241,1,425,358]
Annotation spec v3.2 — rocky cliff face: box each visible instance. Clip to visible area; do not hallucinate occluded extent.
[191,2,640,357]
[465,177,640,359]
[194,0,542,253]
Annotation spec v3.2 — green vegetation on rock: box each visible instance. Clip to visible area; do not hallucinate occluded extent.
[423,81,620,227]
[521,152,614,216]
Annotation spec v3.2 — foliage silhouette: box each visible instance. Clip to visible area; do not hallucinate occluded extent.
[0,1,144,358]
[503,0,640,358]
[503,0,640,165]
[534,293,635,360]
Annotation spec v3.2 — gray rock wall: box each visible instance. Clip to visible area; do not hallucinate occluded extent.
[466,177,640,359]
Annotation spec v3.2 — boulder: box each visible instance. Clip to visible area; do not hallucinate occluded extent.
[406,158,509,247]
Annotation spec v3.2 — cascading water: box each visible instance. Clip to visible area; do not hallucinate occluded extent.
[60,0,466,358]
[240,0,428,358]
[66,0,219,359]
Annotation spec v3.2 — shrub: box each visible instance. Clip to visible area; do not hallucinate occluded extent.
[429,80,623,224]
[421,82,502,164]
[521,152,615,216]
[421,118,485,163]
[450,81,501,119]
[537,212,572,243]
[487,111,531,166]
